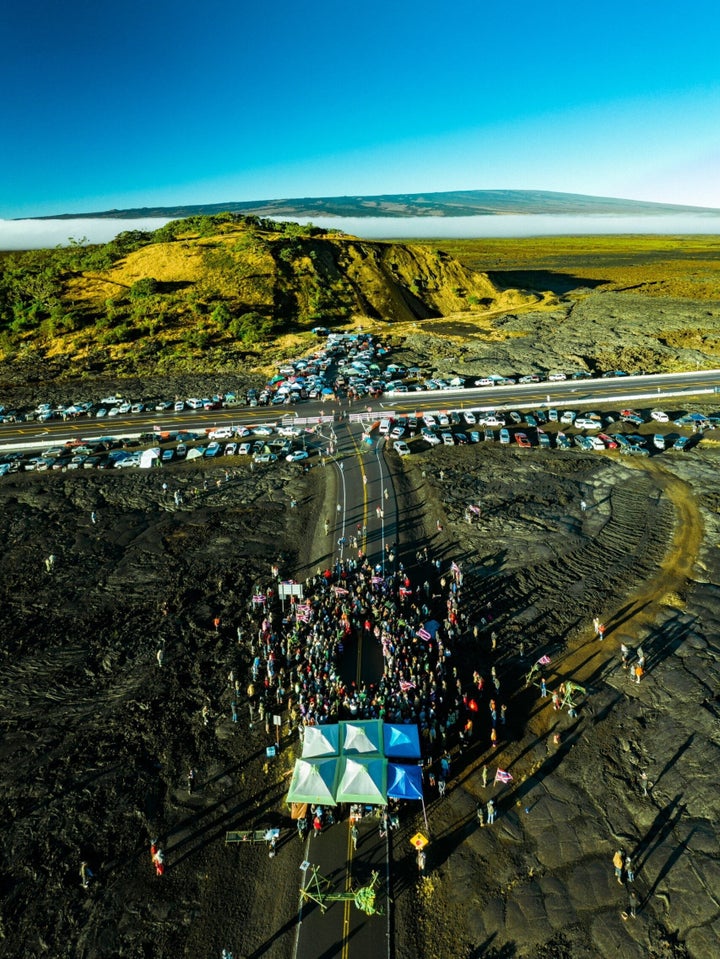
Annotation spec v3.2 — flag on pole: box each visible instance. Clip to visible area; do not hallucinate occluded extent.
[399,680,416,692]
[416,627,431,641]
[494,769,513,785]
[537,655,551,665]
[451,561,460,574]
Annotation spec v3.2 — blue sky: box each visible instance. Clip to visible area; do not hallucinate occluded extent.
[2,0,720,218]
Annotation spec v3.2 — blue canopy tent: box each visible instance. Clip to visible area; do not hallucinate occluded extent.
[387,763,424,801]
[383,723,421,760]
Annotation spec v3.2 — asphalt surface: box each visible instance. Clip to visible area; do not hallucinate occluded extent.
[2,370,719,451]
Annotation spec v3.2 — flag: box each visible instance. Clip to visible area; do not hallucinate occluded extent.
[451,561,460,574]
[399,680,415,692]
[416,627,431,641]
[537,655,551,665]
[333,586,349,595]
[252,594,266,605]
[494,769,513,784]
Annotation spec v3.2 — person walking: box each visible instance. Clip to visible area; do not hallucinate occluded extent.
[476,802,485,827]
[620,644,630,669]
[580,499,587,512]
[187,768,196,794]
[482,765,488,789]
[438,779,446,798]
[417,848,426,873]
[624,855,635,883]
[634,662,643,685]
[613,849,624,883]
[541,677,547,697]
[628,890,639,919]
[351,824,358,851]
[80,861,93,890]
[486,799,496,825]
[313,814,322,839]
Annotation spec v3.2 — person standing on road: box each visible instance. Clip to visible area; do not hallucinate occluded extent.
[624,855,635,883]
[613,849,624,883]
[351,824,358,851]
[486,799,496,824]
[417,849,426,873]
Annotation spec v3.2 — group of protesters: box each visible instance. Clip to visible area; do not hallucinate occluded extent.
[236,549,503,771]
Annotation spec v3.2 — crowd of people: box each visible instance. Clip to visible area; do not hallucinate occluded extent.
[236,547,507,782]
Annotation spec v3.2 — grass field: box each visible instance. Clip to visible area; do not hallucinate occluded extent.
[397,234,720,299]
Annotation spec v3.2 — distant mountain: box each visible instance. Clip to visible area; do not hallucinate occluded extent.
[33,189,720,221]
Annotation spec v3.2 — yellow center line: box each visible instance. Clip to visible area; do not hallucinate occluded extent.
[342,824,354,959]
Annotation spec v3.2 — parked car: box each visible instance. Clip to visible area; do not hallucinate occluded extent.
[462,411,477,426]
[441,432,455,446]
[286,450,309,461]
[393,440,411,456]
[653,434,666,450]
[651,409,669,423]
[253,452,278,464]
[421,428,440,446]
[499,428,511,445]
[205,442,222,457]
[515,432,531,448]
[673,436,691,451]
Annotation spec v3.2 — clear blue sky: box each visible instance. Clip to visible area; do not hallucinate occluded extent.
[2,0,720,217]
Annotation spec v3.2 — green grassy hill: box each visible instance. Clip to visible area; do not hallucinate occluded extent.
[0,214,541,382]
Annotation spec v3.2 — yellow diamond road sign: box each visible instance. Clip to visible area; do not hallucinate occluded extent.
[410,832,428,850]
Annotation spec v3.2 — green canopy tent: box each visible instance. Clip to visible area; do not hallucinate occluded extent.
[335,756,387,805]
[286,757,339,806]
[301,724,340,758]
[340,719,384,756]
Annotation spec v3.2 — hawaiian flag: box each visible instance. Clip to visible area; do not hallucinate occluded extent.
[399,680,415,692]
[537,655,551,665]
[416,627,431,641]
[494,769,513,784]
[295,604,312,622]
[333,586,349,595]
[252,594,266,604]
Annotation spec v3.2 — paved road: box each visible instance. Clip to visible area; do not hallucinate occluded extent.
[1,370,718,450]
[295,816,390,959]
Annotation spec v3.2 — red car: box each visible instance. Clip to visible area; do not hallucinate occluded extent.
[515,432,532,448]
[598,433,618,449]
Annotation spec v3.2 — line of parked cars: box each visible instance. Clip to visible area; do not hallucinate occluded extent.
[383,405,711,458]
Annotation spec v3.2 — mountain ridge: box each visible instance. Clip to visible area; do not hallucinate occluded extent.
[30,189,720,221]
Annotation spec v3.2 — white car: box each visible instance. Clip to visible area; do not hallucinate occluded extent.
[650,409,669,423]
[423,414,437,428]
[462,411,477,426]
[485,415,505,427]
[174,401,185,412]
[548,373,567,381]
[278,425,302,437]
[253,425,274,437]
[209,426,235,440]
[238,442,252,455]
[393,440,411,456]
[421,428,440,446]
[286,450,309,462]
[186,398,203,410]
